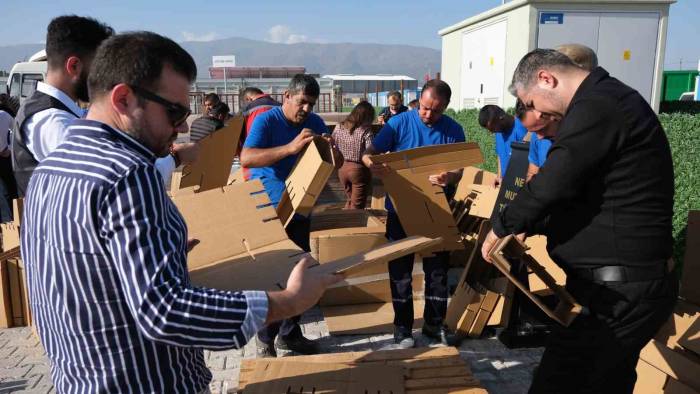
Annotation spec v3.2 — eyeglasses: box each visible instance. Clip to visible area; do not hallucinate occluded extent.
[129,85,191,127]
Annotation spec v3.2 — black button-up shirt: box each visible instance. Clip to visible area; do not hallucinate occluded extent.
[493,67,674,269]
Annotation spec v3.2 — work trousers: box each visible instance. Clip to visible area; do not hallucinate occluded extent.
[529,269,678,394]
[337,161,372,209]
[386,212,449,335]
[257,216,311,343]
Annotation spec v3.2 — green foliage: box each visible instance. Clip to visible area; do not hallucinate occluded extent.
[447,109,700,264]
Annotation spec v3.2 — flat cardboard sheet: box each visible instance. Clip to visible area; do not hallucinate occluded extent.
[370,143,483,252]
[681,211,700,305]
[454,167,498,201]
[654,300,700,356]
[309,209,384,232]
[640,339,700,391]
[239,347,486,394]
[321,272,423,306]
[277,136,336,226]
[178,115,244,192]
[634,359,699,394]
[524,235,566,295]
[322,301,425,335]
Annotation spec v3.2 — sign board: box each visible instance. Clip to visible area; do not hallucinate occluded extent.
[491,141,530,221]
[212,55,236,68]
[540,12,564,24]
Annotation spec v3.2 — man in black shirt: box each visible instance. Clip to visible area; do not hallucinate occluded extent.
[377,90,408,125]
[189,101,229,142]
[482,49,678,393]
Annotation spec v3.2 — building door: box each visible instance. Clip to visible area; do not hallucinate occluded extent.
[460,19,507,109]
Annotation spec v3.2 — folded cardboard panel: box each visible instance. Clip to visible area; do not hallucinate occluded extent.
[7,258,24,327]
[238,347,487,394]
[322,301,425,335]
[524,235,567,296]
[310,208,384,232]
[454,167,498,201]
[177,115,244,193]
[370,179,386,211]
[277,136,336,227]
[640,339,700,391]
[0,247,21,328]
[488,235,582,327]
[370,143,483,253]
[635,359,700,394]
[655,300,700,354]
[681,211,700,306]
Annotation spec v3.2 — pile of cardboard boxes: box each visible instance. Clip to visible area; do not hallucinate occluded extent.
[0,199,31,329]
[634,210,700,394]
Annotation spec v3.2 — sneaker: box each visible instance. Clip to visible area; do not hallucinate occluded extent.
[275,334,320,355]
[422,323,460,346]
[393,331,415,349]
[256,337,277,358]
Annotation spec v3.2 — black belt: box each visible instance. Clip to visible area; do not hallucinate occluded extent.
[570,262,671,283]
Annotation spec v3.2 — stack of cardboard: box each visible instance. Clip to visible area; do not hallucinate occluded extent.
[308,209,427,334]
[0,199,22,252]
[238,347,488,393]
[635,210,700,394]
[0,247,30,328]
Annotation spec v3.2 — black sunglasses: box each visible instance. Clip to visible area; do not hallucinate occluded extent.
[129,85,191,127]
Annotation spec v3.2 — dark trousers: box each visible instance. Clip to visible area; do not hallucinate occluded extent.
[529,270,678,394]
[257,215,310,344]
[338,161,372,209]
[386,212,449,335]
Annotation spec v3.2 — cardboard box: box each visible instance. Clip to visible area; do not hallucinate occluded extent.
[655,300,700,353]
[370,179,386,211]
[310,208,384,232]
[635,359,699,394]
[681,211,700,305]
[488,235,582,326]
[454,167,498,201]
[277,136,336,227]
[370,142,483,252]
[320,270,424,306]
[1,199,23,252]
[322,301,425,335]
[238,347,487,394]
[640,339,700,391]
[173,181,440,291]
[176,115,244,193]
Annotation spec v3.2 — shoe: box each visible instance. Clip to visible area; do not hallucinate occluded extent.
[422,323,460,346]
[256,337,277,358]
[275,334,320,355]
[393,331,415,349]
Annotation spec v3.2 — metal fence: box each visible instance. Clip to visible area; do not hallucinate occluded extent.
[189,92,335,114]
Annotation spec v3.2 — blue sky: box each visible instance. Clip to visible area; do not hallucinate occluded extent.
[0,0,697,69]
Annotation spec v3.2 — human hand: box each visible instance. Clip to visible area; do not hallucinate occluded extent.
[286,129,315,155]
[429,172,457,187]
[284,257,343,315]
[481,230,501,263]
[172,142,200,165]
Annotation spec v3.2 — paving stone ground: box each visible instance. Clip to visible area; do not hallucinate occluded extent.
[0,305,542,394]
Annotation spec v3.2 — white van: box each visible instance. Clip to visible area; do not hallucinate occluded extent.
[6,50,47,104]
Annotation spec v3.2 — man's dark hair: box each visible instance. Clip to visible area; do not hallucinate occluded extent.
[242,87,264,97]
[88,32,197,100]
[208,101,230,118]
[514,99,527,120]
[388,91,403,101]
[46,15,114,71]
[478,105,506,128]
[204,92,220,104]
[421,79,451,102]
[408,99,419,109]
[509,48,577,96]
[287,74,320,97]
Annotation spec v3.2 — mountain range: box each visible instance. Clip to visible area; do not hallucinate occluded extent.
[0,36,441,81]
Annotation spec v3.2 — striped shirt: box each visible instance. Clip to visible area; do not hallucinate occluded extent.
[22,119,268,393]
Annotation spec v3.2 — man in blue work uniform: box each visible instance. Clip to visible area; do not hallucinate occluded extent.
[478,104,528,187]
[362,79,465,348]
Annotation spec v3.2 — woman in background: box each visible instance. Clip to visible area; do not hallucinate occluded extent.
[332,101,375,209]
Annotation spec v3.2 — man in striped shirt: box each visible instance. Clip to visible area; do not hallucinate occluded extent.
[22,31,339,393]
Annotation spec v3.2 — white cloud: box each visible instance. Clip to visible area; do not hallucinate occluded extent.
[181,31,220,42]
[267,25,324,44]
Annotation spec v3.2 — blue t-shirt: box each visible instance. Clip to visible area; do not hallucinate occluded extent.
[372,110,465,212]
[494,117,528,177]
[528,134,553,167]
[243,107,327,206]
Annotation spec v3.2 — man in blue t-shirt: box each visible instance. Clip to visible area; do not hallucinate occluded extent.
[478,105,528,187]
[362,79,465,349]
[241,74,343,357]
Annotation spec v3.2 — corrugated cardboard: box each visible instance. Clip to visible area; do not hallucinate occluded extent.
[1,199,23,252]
[370,142,483,252]
[177,115,244,193]
[322,301,425,335]
[243,360,405,394]
[655,300,700,353]
[320,271,424,306]
[454,167,498,201]
[464,184,500,220]
[635,359,700,394]
[174,181,440,291]
[370,179,386,211]
[277,136,336,227]
[310,209,384,232]
[238,347,487,394]
[681,211,700,305]
[7,258,24,327]
[640,339,700,391]
[525,235,567,296]
[489,235,582,327]
[0,247,20,328]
